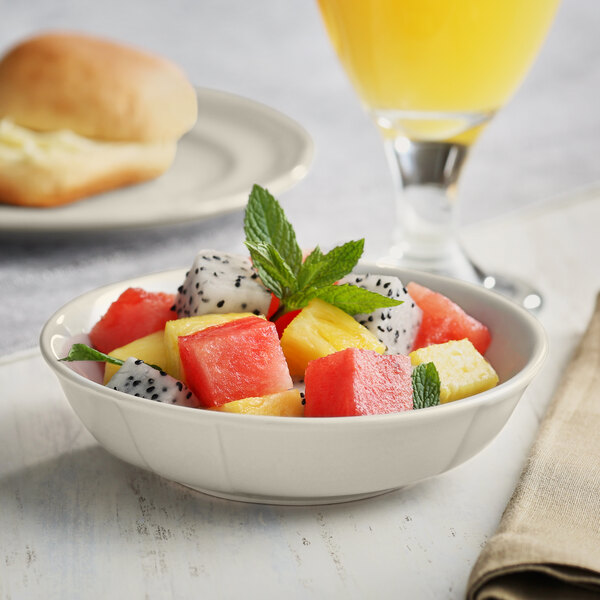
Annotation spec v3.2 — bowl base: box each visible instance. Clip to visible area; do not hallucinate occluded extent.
[181,483,399,506]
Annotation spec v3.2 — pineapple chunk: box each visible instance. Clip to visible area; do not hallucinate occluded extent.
[210,389,304,417]
[104,330,168,383]
[280,298,385,377]
[164,313,261,381]
[410,338,498,403]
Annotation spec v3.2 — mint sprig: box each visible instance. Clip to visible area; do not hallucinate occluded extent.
[244,185,402,317]
[412,362,441,409]
[60,343,125,366]
[59,343,164,372]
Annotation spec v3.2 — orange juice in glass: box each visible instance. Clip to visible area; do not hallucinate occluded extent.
[317,0,560,301]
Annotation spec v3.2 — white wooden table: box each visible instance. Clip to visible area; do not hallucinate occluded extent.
[1,1,599,597]
[2,187,599,599]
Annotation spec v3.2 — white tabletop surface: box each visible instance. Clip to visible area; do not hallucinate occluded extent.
[1,1,600,598]
[3,189,600,599]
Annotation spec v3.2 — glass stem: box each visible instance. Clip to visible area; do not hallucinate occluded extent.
[383,137,477,281]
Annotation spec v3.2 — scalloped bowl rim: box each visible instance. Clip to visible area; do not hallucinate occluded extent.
[40,263,547,425]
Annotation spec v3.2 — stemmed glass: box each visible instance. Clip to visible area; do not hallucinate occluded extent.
[317,0,560,309]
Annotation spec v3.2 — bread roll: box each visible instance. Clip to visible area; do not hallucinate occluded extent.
[0,32,198,207]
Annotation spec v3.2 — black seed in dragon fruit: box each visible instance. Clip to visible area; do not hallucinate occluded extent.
[339,273,423,355]
[174,250,272,318]
[106,357,199,407]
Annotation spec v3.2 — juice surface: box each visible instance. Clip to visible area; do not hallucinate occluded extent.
[318,0,559,136]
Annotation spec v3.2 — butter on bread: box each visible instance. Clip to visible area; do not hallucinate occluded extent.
[0,32,198,207]
[0,119,176,208]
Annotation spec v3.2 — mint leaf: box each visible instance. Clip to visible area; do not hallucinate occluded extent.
[296,240,364,290]
[313,284,403,314]
[245,240,296,299]
[60,343,165,372]
[412,362,441,409]
[295,245,323,287]
[60,343,124,366]
[244,185,303,275]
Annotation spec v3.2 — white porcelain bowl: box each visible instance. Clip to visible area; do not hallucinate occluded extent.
[40,263,547,505]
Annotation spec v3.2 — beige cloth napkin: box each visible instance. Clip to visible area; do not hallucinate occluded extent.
[467,294,600,600]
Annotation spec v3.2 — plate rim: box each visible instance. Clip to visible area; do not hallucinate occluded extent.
[0,86,314,234]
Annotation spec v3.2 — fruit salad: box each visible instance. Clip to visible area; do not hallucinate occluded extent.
[61,185,498,417]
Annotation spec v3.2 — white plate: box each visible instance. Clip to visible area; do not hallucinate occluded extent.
[40,263,547,505]
[0,88,314,233]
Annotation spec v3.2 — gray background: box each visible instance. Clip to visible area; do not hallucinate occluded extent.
[1,0,599,355]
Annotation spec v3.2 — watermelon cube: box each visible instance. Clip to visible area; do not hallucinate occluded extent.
[89,287,176,354]
[304,348,413,417]
[178,316,293,407]
[164,312,258,381]
[407,282,491,354]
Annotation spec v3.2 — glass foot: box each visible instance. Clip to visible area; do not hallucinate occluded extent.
[467,257,543,312]
[379,246,543,313]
